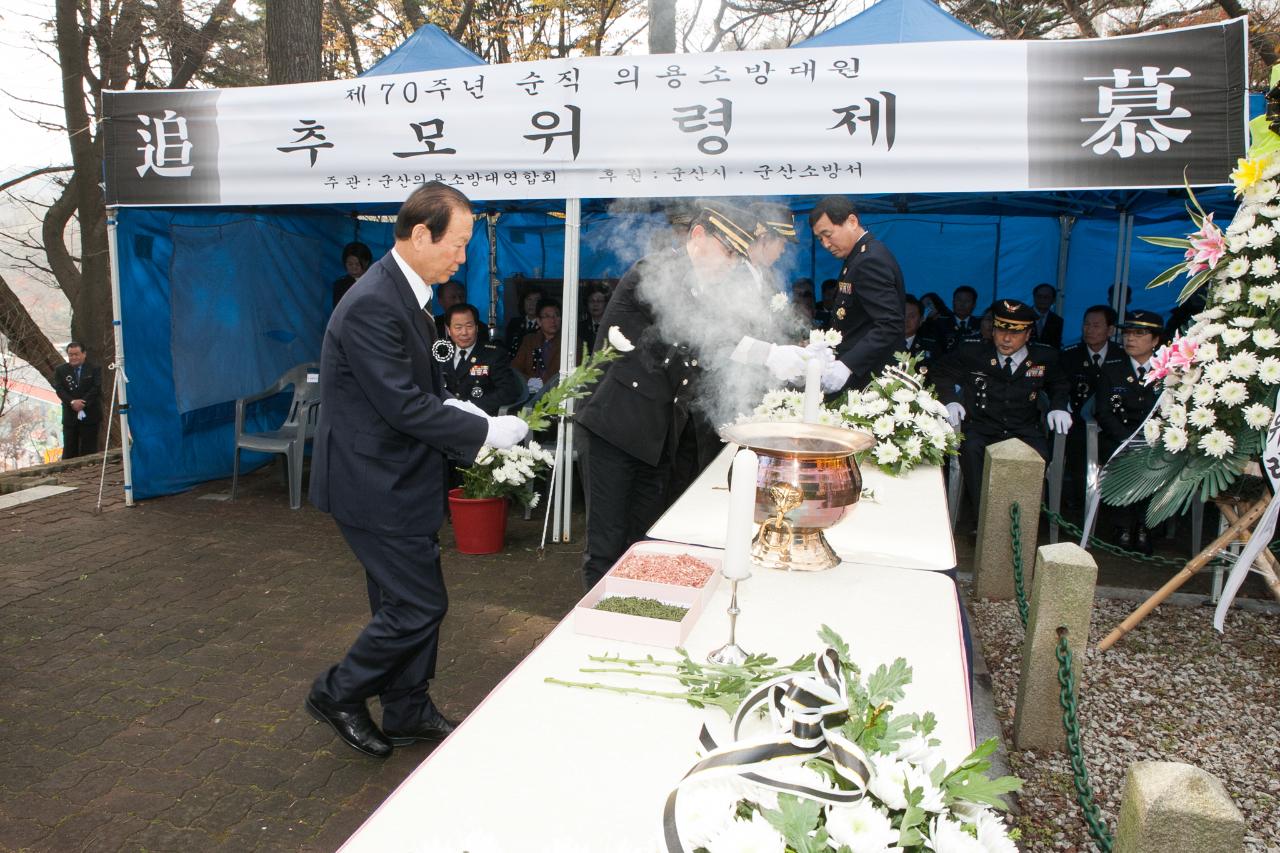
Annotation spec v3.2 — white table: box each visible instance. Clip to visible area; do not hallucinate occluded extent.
[341,564,972,852]
[648,445,957,573]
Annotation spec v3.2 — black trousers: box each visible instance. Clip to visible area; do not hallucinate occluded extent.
[61,416,99,459]
[580,430,666,591]
[959,427,1049,516]
[314,522,448,731]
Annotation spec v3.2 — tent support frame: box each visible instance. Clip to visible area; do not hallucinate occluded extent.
[105,210,136,507]
[550,198,582,543]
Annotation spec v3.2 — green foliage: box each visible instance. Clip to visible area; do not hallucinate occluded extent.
[941,739,1023,810]
[761,794,824,853]
[521,344,620,432]
[866,658,912,706]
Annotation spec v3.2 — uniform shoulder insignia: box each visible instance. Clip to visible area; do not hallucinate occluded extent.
[481,344,499,350]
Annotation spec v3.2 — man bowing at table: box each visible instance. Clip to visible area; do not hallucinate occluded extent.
[306,182,528,757]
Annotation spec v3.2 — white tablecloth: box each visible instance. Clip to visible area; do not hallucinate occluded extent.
[647,445,957,573]
[341,564,972,852]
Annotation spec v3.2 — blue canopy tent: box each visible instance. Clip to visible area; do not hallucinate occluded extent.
[795,0,987,47]
[360,23,485,76]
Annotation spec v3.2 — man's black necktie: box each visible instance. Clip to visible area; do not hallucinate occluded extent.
[1137,366,1147,383]
[1092,352,1101,368]
[1002,356,1014,377]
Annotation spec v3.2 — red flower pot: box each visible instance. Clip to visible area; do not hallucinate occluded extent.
[448,488,509,555]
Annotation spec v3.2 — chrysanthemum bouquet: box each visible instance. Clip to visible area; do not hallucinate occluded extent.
[1104,150,1280,523]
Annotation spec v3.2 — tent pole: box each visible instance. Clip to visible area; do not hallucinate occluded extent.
[1110,211,1128,323]
[486,213,500,335]
[1055,215,1074,316]
[1118,212,1134,320]
[105,209,135,507]
[556,198,582,542]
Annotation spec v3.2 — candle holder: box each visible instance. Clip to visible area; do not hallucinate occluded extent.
[707,577,750,665]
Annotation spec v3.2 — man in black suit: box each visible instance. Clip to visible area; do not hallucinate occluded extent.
[576,200,757,591]
[441,303,522,416]
[1095,310,1163,553]
[1031,283,1065,348]
[54,341,102,458]
[932,299,1072,515]
[808,195,905,392]
[433,280,489,344]
[903,295,939,364]
[932,286,983,352]
[306,182,529,758]
[1059,305,1123,509]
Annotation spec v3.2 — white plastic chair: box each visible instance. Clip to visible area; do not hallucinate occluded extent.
[230,363,321,510]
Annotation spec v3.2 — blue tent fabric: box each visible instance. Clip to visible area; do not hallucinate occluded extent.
[361,24,485,76]
[795,0,988,48]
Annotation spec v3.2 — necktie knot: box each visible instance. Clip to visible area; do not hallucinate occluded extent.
[1137,366,1147,382]
[1092,353,1101,367]
[1002,356,1014,377]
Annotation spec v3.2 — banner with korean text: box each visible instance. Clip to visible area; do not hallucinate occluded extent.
[102,19,1247,207]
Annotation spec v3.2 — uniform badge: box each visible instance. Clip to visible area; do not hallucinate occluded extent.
[835,307,846,320]
[470,364,490,377]
[1026,366,1045,378]
[989,359,998,367]
[838,281,853,294]
[432,339,455,363]
[1126,376,1134,383]
[471,386,484,399]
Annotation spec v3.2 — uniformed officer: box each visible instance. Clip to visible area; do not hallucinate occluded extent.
[1095,309,1163,553]
[440,303,522,416]
[808,195,905,391]
[932,299,1072,516]
[747,201,798,294]
[576,199,757,590]
[1060,305,1123,509]
[904,294,939,365]
[932,286,984,353]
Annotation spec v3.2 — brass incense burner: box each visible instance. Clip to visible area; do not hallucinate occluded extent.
[720,422,875,571]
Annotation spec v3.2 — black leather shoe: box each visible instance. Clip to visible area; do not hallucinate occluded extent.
[384,702,459,746]
[305,691,393,758]
[1114,527,1131,549]
[1135,526,1152,556]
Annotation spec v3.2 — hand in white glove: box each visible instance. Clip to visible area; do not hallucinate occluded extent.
[765,344,808,383]
[1047,410,1073,435]
[484,415,529,449]
[945,402,966,429]
[527,377,544,393]
[443,398,488,419]
[821,360,852,393]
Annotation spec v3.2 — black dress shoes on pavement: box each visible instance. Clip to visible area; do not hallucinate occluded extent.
[305,690,393,758]
[383,701,459,746]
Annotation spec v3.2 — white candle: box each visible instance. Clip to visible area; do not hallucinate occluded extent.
[723,448,759,579]
[802,358,823,423]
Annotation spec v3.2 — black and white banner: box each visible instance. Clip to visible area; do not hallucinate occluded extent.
[103,19,1247,207]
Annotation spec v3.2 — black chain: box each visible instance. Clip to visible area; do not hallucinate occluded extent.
[1040,505,1234,571]
[1010,502,1029,630]
[1055,628,1114,851]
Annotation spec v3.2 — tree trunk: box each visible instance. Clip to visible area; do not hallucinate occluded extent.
[0,274,64,384]
[1058,0,1097,38]
[267,0,325,85]
[648,0,676,54]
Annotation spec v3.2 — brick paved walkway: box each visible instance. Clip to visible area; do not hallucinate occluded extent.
[0,460,585,852]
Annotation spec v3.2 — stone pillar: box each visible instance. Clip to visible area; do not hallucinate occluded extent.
[1114,762,1245,853]
[974,438,1045,600]
[1012,543,1097,752]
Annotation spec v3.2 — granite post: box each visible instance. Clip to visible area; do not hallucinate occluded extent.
[1114,762,1245,853]
[974,438,1045,601]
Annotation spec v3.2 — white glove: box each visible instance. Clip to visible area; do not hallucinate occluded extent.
[765,344,808,382]
[443,398,487,419]
[484,415,529,449]
[821,360,852,393]
[527,377,544,393]
[1047,410,1073,435]
[945,402,966,428]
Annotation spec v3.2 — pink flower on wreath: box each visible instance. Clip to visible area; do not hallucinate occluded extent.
[1147,336,1196,383]
[1182,214,1226,274]
[1146,344,1175,382]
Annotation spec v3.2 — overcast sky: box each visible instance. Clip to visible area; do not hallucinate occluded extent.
[0,1,69,176]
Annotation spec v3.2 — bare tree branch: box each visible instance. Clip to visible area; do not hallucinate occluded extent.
[0,166,74,195]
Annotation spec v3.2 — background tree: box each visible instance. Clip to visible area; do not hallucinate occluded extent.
[267,0,325,83]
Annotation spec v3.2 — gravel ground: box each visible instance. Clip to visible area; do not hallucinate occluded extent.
[968,595,1280,851]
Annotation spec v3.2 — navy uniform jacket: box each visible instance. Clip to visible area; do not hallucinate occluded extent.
[575,251,703,468]
[443,342,522,416]
[1094,359,1159,448]
[932,341,1070,438]
[1060,342,1125,415]
[54,361,102,423]
[929,313,983,353]
[309,252,488,536]
[1032,311,1064,349]
[831,233,905,390]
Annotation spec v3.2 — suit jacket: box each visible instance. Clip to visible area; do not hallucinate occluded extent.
[575,251,704,468]
[933,342,1069,440]
[504,316,539,357]
[54,362,102,423]
[1094,358,1159,448]
[512,332,562,383]
[444,342,522,415]
[831,233,905,390]
[309,252,488,536]
[1032,311,1064,349]
[931,314,983,353]
[1060,342,1125,415]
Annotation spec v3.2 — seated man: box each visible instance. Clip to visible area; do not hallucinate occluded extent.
[441,303,522,416]
[1095,309,1163,553]
[932,299,1071,516]
[903,294,939,364]
[933,285,983,352]
[1060,305,1123,509]
[512,298,562,398]
[434,280,489,344]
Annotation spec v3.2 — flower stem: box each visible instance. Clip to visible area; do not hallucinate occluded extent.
[543,677,698,702]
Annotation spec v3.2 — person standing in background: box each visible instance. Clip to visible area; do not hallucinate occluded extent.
[332,241,372,308]
[54,342,102,458]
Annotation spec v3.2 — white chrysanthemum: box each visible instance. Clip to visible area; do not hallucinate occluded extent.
[1199,429,1235,458]
[1227,209,1257,234]
[1188,407,1217,429]
[866,398,890,416]
[1175,382,1196,402]
[1226,233,1250,254]
[1195,342,1220,363]
[1232,316,1258,328]
[892,387,916,404]
[1163,402,1188,426]
[748,764,833,813]
[1258,203,1280,218]
[893,733,947,775]
[1143,418,1163,444]
[1246,222,1278,248]
[1217,281,1242,302]
[874,442,902,465]
[1221,328,1249,347]
[1203,322,1229,338]
[972,808,1020,853]
[825,799,897,853]
[928,815,986,853]
[1259,356,1280,384]
[867,755,912,810]
[1228,350,1259,378]
[769,292,789,313]
[1218,381,1249,407]
[1193,382,1219,406]
[903,435,924,458]
[1253,255,1279,278]
[528,492,541,509]
[1162,425,1189,452]
[1244,180,1279,205]
[871,414,897,438]
[1244,404,1274,429]
[704,812,785,853]
[930,431,950,449]
[1224,257,1251,278]
[1253,328,1280,349]
[1249,286,1273,309]
[892,402,914,424]
[1195,307,1226,321]
[606,325,635,352]
[1203,361,1230,384]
